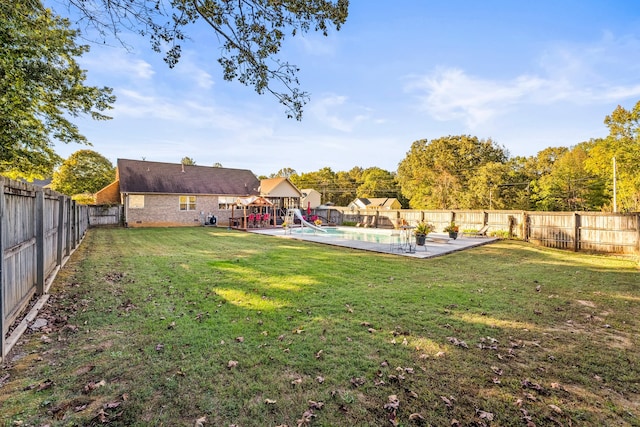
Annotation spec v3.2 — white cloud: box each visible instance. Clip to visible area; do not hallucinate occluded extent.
[405,68,551,128]
[406,32,640,129]
[173,54,215,90]
[308,94,371,132]
[80,50,154,81]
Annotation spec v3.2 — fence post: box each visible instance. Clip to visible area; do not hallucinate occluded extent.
[71,200,77,248]
[636,213,640,254]
[573,212,580,252]
[56,195,65,266]
[523,212,529,242]
[36,190,45,295]
[0,177,5,359]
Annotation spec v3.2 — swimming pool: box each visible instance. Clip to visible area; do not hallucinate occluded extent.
[250,225,496,259]
[290,226,394,244]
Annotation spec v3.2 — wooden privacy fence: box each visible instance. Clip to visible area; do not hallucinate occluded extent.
[88,204,123,226]
[1,178,88,361]
[320,207,640,255]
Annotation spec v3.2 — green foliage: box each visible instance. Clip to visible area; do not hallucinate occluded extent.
[271,167,297,178]
[584,101,640,211]
[289,166,403,207]
[181,156,196,165]
[51,150,115,196]
[63,0,348,120]
[443,221,459,233]
[0,1,114,180]
[71,193,96,204]
[413,221,434,235]
[397,135,508,209]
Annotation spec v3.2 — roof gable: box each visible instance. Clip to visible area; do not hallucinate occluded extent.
[260,177,301,197]
[117,159,260,195]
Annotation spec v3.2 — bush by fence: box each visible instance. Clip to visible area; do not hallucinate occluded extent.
[1,178,88,361]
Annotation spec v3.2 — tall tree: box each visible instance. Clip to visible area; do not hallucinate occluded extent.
[357,167,400,199]
[536,144,605,211]
[397,135,508,209]
[271,167,297,178]
[585,102,640,211]
[62,0,348,120]
[51,150,115,196]
[0,0,114,181]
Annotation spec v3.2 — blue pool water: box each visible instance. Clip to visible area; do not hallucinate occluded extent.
[290,226,394,244]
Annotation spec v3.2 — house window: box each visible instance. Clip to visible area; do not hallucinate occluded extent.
[218,196,236,210]
[129,195,144,209]
[179,195,196,211]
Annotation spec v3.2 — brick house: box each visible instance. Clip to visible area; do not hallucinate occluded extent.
[95,159,260,227]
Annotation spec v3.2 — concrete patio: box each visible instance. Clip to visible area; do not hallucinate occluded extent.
[248,227,499,259]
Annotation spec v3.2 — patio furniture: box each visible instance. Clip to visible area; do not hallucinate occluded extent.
[465,224,489,237]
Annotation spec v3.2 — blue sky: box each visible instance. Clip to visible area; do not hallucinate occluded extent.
[59,1,640,177]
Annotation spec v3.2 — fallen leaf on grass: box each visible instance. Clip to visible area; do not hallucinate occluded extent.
[194,415,207,426]
[446,337,468,348]
[350,377,365,387]
[367,328,377,333]
[315,376,324,383]
[30,379,53,391]
[84,379,106,393]
[227,360,238,369]
[361,321,371,327]
[297,409,315,426]
[521,379,545,393]
[384,394,400,412]
[291,378,303,386]
[548,404,563,414]
[102,400,122,409]
[440,396,453,408]
[476,409,494,421]
[167,321,176,329]
[155,343,164,352]
[308,400,324,410]
[264,399,277,404]
[409,412,425,422]
[315,350,324,359]
[73,365,96,376]
[235,336,244,343]
[491,366,503,376]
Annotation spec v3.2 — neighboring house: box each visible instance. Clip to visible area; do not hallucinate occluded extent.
[259,177,302,213]
[300,188,322,209]
[95,159,260,227]
[348,197,402,210]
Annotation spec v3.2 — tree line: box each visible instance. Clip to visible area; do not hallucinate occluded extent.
[278,101,640,212]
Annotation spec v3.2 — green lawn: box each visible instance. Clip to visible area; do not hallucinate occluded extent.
[1,227,639,426]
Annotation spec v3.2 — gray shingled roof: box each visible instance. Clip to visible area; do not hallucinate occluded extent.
[117,159,260,195]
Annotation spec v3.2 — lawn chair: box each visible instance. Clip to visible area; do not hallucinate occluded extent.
[466,224,489,237]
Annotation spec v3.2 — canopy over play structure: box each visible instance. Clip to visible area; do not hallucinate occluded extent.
[230,196,274,230]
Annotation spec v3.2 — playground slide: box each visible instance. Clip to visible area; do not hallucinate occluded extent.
[291,209,327,232]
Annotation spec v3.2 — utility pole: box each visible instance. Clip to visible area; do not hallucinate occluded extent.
[613,157,617,213]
